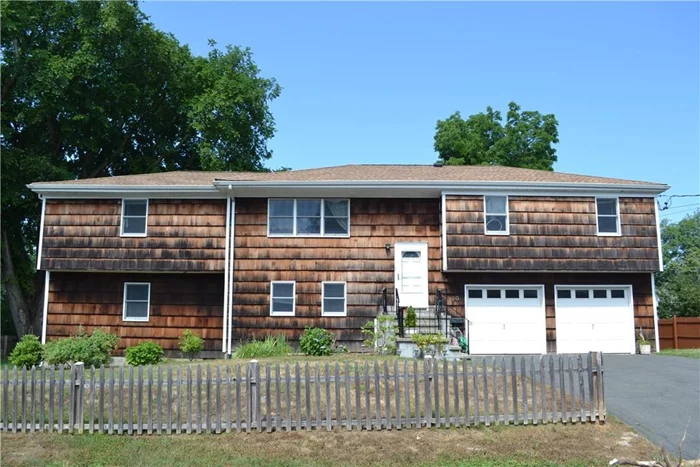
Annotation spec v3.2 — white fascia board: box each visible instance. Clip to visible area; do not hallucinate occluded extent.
[27,184,221,199]
[213,180,669,196]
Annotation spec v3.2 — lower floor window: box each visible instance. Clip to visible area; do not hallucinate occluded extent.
[123,283,150,322]
[270,281,295,316]
[322,282,347,316]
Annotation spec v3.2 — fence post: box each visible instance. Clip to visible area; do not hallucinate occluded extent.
[71,362,85,434]
[672,316,678,349]
[247,360,260,430]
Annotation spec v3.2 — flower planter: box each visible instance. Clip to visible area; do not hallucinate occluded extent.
[639,344,651,355]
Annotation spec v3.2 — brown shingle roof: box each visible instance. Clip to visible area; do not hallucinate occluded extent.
[28,164,665,187]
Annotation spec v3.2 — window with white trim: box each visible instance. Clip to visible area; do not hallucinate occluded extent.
[121,199,148,236]
[123,283,150,322]
[484,196,509,234]
[322,282,347,316]
[268,199,349,237]
[596,198,620,235]
[270,281,295,316]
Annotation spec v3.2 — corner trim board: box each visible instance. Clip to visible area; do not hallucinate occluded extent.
[441,192,447,271]
[36,198,47,270]
[222,197,231,353]
[654,198,664,272]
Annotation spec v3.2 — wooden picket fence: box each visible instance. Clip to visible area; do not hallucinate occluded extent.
[0,353,605,434]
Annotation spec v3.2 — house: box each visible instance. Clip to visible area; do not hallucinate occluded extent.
[28,164,668,356]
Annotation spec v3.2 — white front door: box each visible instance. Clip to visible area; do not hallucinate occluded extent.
[394,242,429,308]
[464,285,547,354]
[555,286,635,354]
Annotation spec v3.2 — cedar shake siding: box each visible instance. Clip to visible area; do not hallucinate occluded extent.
[231,198,443,348]
[440,272,654,353]
[46,272,223,352]
[41,199,226,271]
[445,196,660,271]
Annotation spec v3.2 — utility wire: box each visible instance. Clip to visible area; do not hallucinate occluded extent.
[658,194,700,211]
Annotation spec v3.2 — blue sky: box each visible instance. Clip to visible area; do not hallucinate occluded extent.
[140,1,699,221]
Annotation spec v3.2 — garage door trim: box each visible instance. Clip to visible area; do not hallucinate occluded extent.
[554,284,635,354]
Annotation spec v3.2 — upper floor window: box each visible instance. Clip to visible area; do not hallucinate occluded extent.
[596,198,620,236]
[268,199,349,237]
[484,196,509,235]
[121,199,148,236]
[123,282,150,322]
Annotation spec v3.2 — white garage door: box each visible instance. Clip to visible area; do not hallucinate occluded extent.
[464,285,546,355]
[555,286,635,354]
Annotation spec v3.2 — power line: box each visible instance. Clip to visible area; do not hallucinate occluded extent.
[662,203,700,211]
[661,207,699,218]
[658,194,700,211]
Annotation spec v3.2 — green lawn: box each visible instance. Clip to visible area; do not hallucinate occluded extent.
[656,348,700,359]
[1,419,661,467]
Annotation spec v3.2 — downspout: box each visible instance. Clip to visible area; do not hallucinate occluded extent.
[651,272,660,352]
[228,194,236,355]
[222,197,231,354]
[41,271,50,344]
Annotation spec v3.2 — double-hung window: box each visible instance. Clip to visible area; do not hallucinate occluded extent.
[268,199,349,237]
[123,283,150,322]
[270,281,295,316]
[121,199,148,236]
[596,198,620,235]
[322,282,347,316]
[484,196,509,234]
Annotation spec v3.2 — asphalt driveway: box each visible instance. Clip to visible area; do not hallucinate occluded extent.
[604,354,700,460]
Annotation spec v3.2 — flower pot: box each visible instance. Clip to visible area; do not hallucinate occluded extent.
[639,344,651,355]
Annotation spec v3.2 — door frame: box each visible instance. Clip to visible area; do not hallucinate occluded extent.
[553,284,635,354]
[394,242,429,308]
[463,284,547,355]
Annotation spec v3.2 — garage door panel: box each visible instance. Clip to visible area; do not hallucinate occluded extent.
[466,285,546,355]
[555,286,634,354]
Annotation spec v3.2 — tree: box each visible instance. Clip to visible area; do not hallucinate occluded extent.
[656,211,700,319]
[1,0,281,338]
[434,101,559,170]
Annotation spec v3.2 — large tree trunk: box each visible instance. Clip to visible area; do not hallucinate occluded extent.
[1,229,42,338]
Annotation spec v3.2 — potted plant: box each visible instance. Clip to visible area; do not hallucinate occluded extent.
[404,306,417,335]
[637,328,652,355]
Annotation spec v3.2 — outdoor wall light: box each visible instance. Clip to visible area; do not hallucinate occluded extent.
[385,243,391,252]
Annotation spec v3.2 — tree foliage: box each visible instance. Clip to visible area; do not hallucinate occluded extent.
[656,211,700,318]
[1,0,280,337]
[434,101,559,170]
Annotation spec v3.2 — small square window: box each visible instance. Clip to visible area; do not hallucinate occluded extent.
[557,289,572,299]
[121,200,148,236]
[322,282,346,316]
[575,290,590,299]
[523,289,538,299]
[505,289,519,299]
[467,289,483,299]
[123,283,150,322]
[610,289,626,299]
[593,290,607,299]
[270,282,295,316]
[486,289,501,299]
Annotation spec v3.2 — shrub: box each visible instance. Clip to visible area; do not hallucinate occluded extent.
[125,341,164,366]
[361,315,397,355]
[405,306,417,328]
[233,335,293,359]
[178,330,204,361]
[8,334,43,368]
[43,328,119,367]
[411,333,448,359]
[299,327,335,356]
